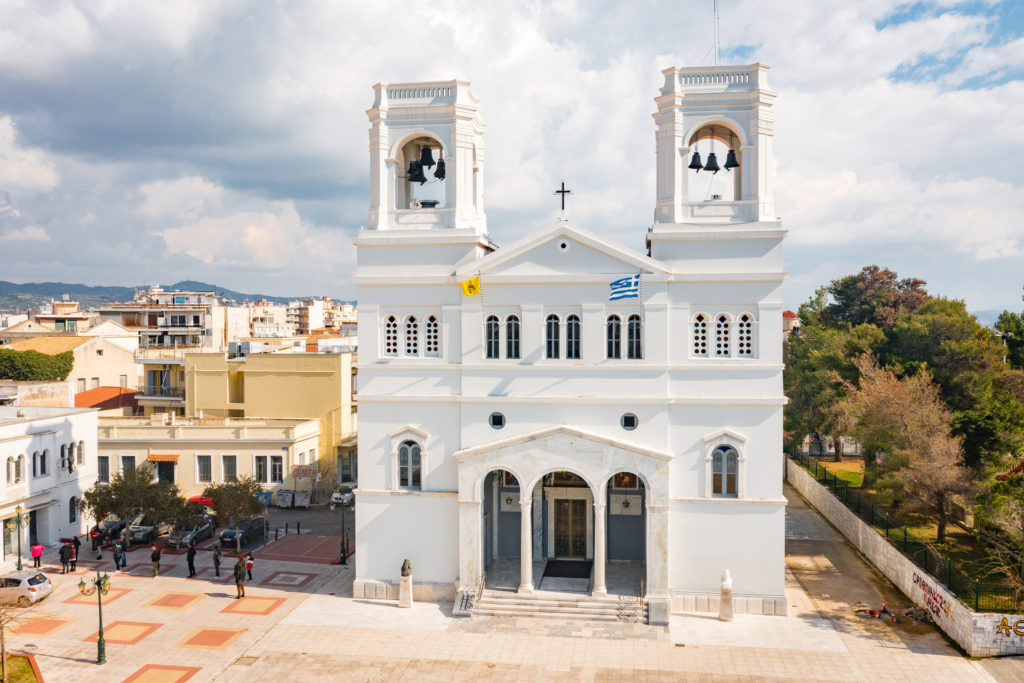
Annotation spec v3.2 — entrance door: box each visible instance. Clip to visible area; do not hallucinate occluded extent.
[157,462,175,484]
[553,499,587,558]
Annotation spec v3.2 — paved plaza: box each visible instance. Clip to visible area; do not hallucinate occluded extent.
[8,491,1022,681]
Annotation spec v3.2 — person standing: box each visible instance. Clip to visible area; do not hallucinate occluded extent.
[245,553,254,581]
[112,542,122,573]
[72,534,81,557]
[69,543,78,571]
[58,543,71,574]
[186,543,197,578]
[212,548,222,577]
[233,557,246,599]
[30,541,44,569]
[120,535,128,568]
[150,545,161,577]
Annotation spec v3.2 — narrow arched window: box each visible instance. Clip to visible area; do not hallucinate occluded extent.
[425,315,440,357]
[627,314,643,360]
[485,315,500,359]
[715,314,731,357]
[77,440,85,465]
[15,456,23,482]
[69,497,78,524]
[737,313,754,357]
[398,440,422,489]
[6,458,13,485]
[693,314,708,357]
[566,315,581,359]
[506,316,520,359]
[404,315,419,356]
[384,315,399,356]
[60,444,68,471]
[606,315,621,359]
[32,451,38,478]
[545,315,560,359]
[712,446,738,496]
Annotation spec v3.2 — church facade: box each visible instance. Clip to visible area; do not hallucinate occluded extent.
[352,65,787,624]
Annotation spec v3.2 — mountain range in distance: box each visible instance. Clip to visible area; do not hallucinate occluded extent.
[0,280,351,311]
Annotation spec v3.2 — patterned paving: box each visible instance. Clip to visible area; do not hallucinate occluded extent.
[142,592,205,610]
[221,596,286,616]
[84,621,161,645]
[253,534,343,565]
[174,626,246,650]
[122,664,202,682]
[258,570,316,588]
[12,616,75,636]
[123,563,177,578]
[63,586,132,605]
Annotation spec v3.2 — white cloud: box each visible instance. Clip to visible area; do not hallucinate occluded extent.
[0,117,60,196]
[139,176,225,222]
[944,36,1024,86]
[3,225,50,242]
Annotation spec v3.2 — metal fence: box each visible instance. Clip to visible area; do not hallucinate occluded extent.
[789,451,1024,613]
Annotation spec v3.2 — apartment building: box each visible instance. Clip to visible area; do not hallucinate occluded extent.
[33,300,92,333]
[247,302,295,338]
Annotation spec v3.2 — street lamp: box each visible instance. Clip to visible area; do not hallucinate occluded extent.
[78,572,111,665]
[4,506,32,571]
[329,502,349,565]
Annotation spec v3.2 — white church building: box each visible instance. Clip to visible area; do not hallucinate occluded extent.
[353,64,787,625]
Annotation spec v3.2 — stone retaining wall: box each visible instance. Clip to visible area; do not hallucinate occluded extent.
[787,458,1024,657]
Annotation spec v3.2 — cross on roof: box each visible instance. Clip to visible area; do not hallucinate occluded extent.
[553,181,573,213]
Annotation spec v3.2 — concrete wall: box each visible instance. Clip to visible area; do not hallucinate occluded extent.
[787,458,1024,657]
[0,381,73,407]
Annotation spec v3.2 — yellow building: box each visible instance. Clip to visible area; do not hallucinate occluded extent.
[97,415,320,497]
[184,352,357,488]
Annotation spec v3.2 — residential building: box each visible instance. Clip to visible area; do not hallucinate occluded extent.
[6,336,137,396]
[353,67,786,623]
[0,319,55,346]
[82,320,140,353]
[74,386,140,415]
[96,415,319,497]
[185,352,357,487]
[287,298,326,335]
[783,310,800,336]
[247,302,295,338]
[0,406,98,568]
[33,300,92,333]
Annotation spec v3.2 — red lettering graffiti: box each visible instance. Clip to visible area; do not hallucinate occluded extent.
[913,572,951,620]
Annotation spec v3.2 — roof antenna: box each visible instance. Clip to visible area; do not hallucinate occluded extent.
[714,0,720,66]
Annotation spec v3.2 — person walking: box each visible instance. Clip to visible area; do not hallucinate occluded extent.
[233,557,246,599]
[212,548,222,577]
[186,543,197,578]
[58,543,71,574]
[245,553,254,581]
[30,541,44,569]
[112,541,122,573]
[69,543,78,571]
[150,545,161,577]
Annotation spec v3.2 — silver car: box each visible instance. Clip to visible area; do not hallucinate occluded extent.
[0,571,53,607]
[168,518,214,547]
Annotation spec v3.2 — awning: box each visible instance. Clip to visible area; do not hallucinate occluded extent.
[147,453,179,463]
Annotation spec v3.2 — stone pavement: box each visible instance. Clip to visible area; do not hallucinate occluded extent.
[8,491,1021,681]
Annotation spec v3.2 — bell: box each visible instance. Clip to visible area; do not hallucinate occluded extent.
[433,157,446,180]
[688,151,703,171]
[406,161,427,184]
[724,149,740,171]
[419,146,435,168]
[703,152,720,174]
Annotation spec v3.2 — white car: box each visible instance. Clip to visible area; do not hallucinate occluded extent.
[331,484,355,507]
[0,571,53,607]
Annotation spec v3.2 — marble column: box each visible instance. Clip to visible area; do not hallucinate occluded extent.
[645,504,671,625]
[518,500,533,593]
[592,502,607,595]
[457,500,482,593]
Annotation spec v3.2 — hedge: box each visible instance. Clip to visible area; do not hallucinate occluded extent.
[0,349,74,381]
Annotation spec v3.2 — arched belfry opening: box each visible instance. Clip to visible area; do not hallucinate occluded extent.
[686,123,742,203]
[396,135,446,210]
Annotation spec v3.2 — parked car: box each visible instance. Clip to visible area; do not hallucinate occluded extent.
[331,484,356,507]
[219,516,267,548]
[0,571,53,607]
[128,514,172,544]
[99,513,126,540]
[168,518,214,547]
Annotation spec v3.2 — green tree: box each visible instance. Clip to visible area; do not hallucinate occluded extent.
[79,464,170,548]
[975,472,1024,598]
[822,265,929,329]
[166,499,207,551]
[996,310,1024,370]
[203,477,264,553]
[0,349,73,381]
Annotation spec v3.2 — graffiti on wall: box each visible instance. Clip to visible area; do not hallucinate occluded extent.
[996,617,1024,637]
[913,572,952,620]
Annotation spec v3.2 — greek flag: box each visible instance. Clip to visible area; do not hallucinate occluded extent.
[609,274,641,301]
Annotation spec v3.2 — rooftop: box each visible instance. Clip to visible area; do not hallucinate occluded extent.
[75,386,140,412]
[6,336,93,354]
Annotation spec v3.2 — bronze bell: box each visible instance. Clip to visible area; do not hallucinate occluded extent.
[433,158,446,180]
[703,152,720,174]
[688,151,703,171]
[407,160,427,184]
[724,149,740,171]
[419,146,435,168]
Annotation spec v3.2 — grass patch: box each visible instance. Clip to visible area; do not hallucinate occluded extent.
[818,459,865,488]
[3,654,39,683]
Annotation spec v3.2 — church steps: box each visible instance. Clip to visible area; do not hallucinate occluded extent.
[474,590,647,623]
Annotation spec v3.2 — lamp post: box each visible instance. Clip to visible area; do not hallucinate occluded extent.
[4,505,32,571]
[78,572,111,665]
[329,501,349,565]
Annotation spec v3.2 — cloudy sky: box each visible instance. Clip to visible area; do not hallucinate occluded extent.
[1,0,1023,313]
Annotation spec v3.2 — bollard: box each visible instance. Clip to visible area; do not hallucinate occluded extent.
[285,523,289,534]
[275,528,279,541]
[297,522,301,535]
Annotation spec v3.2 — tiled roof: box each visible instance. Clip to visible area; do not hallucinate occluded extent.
[74,386,140,411]
[782,310,799,319]
[7,336,93,354]
[147,453,179,463]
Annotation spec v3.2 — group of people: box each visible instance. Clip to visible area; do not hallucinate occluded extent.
[54,537,80,574]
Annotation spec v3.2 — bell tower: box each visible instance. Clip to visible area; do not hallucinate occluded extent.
[366,80,487,235]
[652,63,777,227]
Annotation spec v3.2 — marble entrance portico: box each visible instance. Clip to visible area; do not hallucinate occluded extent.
[453,425,671,622]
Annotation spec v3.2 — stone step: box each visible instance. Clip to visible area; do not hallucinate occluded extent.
[475,590,647,623]
[479,596,642,611]
[474,607,643,623]
[478,599,640,614]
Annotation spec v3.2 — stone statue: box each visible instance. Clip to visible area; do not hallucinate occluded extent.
[719,569,734,621]
[399,559,413,608]
[401,559,412,577]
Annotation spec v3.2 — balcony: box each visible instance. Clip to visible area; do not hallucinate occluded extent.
[135,385,186,401]
[135,348,188,364]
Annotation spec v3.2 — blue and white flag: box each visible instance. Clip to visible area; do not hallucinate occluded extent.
[609,274,641,301]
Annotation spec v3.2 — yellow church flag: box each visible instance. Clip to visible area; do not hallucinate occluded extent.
[460,276,481,296]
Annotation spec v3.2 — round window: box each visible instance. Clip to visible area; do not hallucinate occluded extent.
[489,412,506,430]
[620,413,638,431]
[558,240,571,252]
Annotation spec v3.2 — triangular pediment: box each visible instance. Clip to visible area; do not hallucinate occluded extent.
[453,424,671,462]
[455,223,668,279]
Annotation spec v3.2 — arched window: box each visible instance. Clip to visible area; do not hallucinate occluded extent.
[485,315,500,359]
[77,440,85,465]
[404,316,419,356]
[69,496,78,524]
[693,314,708,357]
[32,451,38,478]
[425,315,440,357]
[712,446,738,497]
[606,315,621,359]
[737,313,754,357]
[505,316,520,359]
[6,458,13,485]
[14,456,23,482]
[67,443,75,471]
[384,315,399,356]
[715,314,731,357]
[60,444,68,470]
[398,440,421,489]
[627,315,643,360]
[545,315,560,359]
[566,315,581,360]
